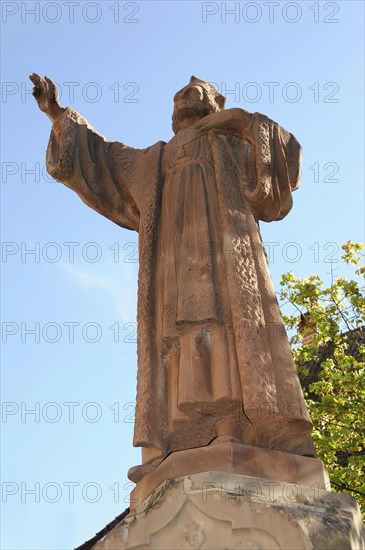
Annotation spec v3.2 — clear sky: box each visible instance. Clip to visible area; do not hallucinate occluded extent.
[1,1,364,548]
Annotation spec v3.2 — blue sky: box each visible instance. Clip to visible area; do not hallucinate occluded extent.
[1,1,364,548]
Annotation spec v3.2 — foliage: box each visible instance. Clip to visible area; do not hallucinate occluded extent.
[279,241,365,516]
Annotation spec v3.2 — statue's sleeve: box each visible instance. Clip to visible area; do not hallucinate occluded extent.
[241,112,302,222]
[46,107,141,231]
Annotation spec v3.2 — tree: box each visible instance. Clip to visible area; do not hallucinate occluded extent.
[279,241,365,517]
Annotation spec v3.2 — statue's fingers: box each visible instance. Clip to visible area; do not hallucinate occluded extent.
[29,73,44,89]
[29,73,40,84]
[29,74,45,102]
[44,76,58,99]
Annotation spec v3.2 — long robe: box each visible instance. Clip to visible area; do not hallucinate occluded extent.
[46,107,313,457]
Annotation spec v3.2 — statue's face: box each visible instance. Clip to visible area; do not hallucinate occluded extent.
[173,85,206,116]
[172,84,214,133]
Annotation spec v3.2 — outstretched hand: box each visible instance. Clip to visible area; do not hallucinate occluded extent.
[29,73,64,122]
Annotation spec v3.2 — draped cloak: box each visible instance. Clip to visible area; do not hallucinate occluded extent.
[46,107,313,456]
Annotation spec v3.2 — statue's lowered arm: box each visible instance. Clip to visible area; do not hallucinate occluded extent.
[193,106,302,223]
[240,112,302,223]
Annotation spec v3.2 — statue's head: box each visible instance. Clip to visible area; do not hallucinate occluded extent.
[172,76,226,134]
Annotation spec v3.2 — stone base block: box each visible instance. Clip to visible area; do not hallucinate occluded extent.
[130,442,329,510]
[88,471,365,549]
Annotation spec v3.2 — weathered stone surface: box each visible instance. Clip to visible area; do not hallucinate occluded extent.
[130,442,330,510]
[89,472,365,549]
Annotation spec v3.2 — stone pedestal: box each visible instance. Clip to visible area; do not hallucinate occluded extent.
[82,445,364,549]
[89,471,364,549]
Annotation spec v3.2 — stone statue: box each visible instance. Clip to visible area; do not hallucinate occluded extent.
[30,73,315,482]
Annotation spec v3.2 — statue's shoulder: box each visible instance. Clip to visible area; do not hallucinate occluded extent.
[143,140,166,153]
[109,140,165,157]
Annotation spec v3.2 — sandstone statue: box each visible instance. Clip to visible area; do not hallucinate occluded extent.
[31,73,315,482]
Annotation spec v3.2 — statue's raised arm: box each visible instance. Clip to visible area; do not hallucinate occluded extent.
[30,73,163,232]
